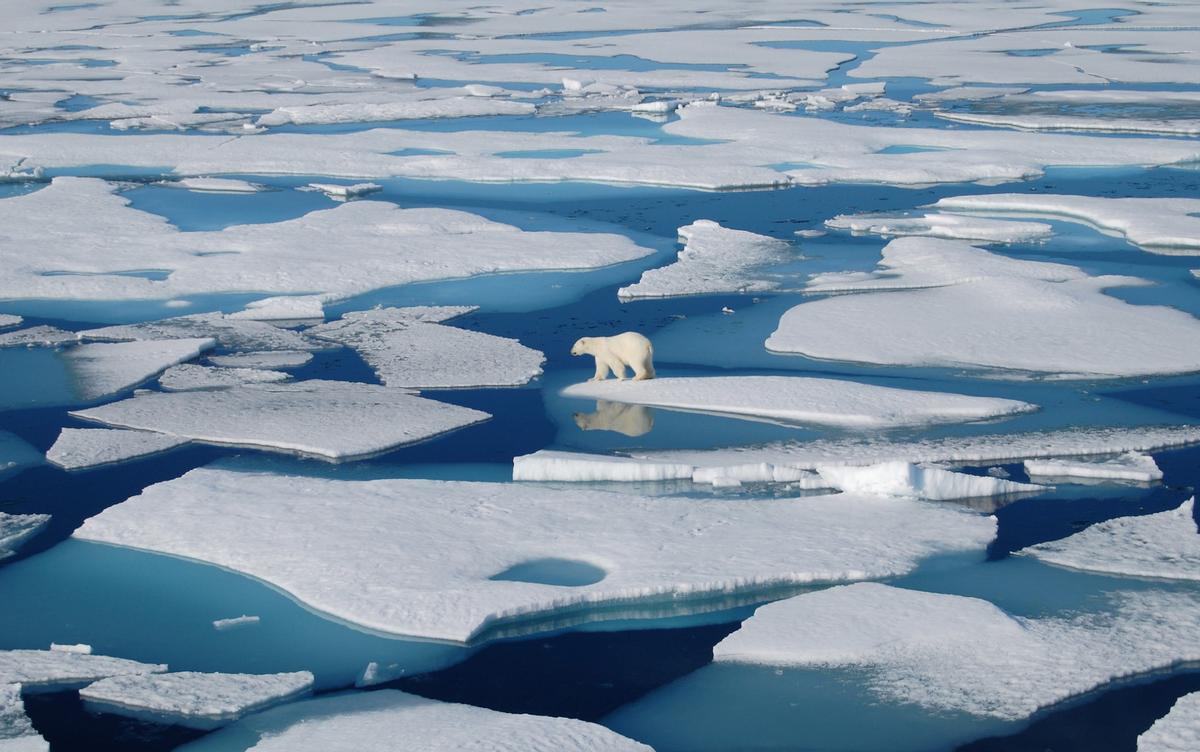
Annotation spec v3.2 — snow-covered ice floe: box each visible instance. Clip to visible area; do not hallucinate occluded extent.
[303,183,382,201]
[931,194,1200,254]
[0,684,45,752]
[76,467,996,643]
[1024,498,1199,582]
[309,307,544,389]
[81,313,319,353]
[64,339,214,402]
[824,212,1052,244]
[617,221,793,299]
[0,327,77,349]
[769,237,1200,378]
[713,583,1200,721]
[79,671,313,730]
[164,178,265,194]
[814,462,1043,501]
[46,428,189,471]
[561,376,1035,429]
[212,616,259,632]
[159,364,290,392]
[178,689,650,752]
[934,111,1200,138]
[229,296,324,322]
[0,316,20,330]
[0,514,50,561]
[71,381,489,461]
[0,650,165,693]
[1024,452,1162,483]
[1139,692,1200,752]
[206,351,312,370]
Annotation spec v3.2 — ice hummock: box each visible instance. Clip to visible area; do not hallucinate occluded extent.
[0,514,50,561]
[1139,692,1200,752]
[0,650,165,693]
[1024,451,1162,483]
[46,428,189,471]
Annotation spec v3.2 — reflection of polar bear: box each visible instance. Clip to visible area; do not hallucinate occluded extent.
[570,332,655,381]
[574,400,655,437]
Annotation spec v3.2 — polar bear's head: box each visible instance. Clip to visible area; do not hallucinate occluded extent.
[570,337,593,356]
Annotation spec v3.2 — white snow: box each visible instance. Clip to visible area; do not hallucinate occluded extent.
[815,462,1043,501]
[178,689,650,752]
[304,183,382,200]
[0,650,165,693]
[0,327,77,349]
[514,451,695,483]
[1024,498,1199,582]
[1139,692,1200,752]
[769,237,1200,378]
[0,514,50,561]
[562,376,1035,429]
[256,98,535,127]
[617,221,793,299]
[932,194,1200,254]
[934,112,1200,138]
[0,316,20,330]
[212,616,260,632]
[206,351,313,370]
[713,583,1200,721]
[0,684,45,752]
[48,645,90,656]
[308,307,545,389]
[159,365,290,391]
[81,313,320,353]
[71,381,490,461]
[229,297,325,322]
[46,428,189,471]
[64,339,215,402]
[824,212,1052,244]
[80,671,313,730]
[1024,452,1163,482]
[167,178,265,194]
[76,467,996,643]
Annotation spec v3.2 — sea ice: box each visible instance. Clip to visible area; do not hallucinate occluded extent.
[0,514,50,562]
[64,339,215,401]
[1024,452,1163,482]
[933,111,1200,137]
[0,327,77,349]
[303,183,382,201]
[814,462,1043,501]
[229,297,324,322]
[167,178,265,194]
[0,684,45,752]
[0,650,165,693]
[1139,692,1200,752]
[0,316,20,330]
[824,212,1052,244]
[80,671,313,730]
[1024,498,1199,582]
[212,616,260,632]
[76,467,996,643]
[158,365,290,391]
[81,313,320,353]
[206,351,313,370]
[561,376,1035,429]
[71,381,489,461]
[46,428,189,471]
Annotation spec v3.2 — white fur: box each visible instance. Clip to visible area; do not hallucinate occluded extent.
[571,332,655,381]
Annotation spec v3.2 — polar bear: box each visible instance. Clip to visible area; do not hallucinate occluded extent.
[574,400,655,436]
[571,331,655,381]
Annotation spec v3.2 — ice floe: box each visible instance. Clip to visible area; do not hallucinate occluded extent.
[159,364,290,391]
[1139,692,1200,752]
[934,111,1200,137]
[206,351,313,370]
[814,462,1043,501]
[932,194,1200,254]
[0,327,76,349]
[46,428,189,471]
[1024,498,1198,581]
[1024,452,1163,483]
[166,178,265,194]
[81,313,320,353]
[824,212,1052,244]
[212,616,259,632]
[768,237,1200,378]
[0,650,165,693]
[617,221,793,299]
[229,296,325,322]
[0,317,20,331]
[0,514,50,562]
[303,183,382,201]
[561,376,1035,429]
[713,583,1200,720]
[179,689,650,752]
[76,467,996,643]
[80,671,313,730]
[64,339,214,401]
[308,307,545,389]
[0,684,45,752]
[71,381,489,461]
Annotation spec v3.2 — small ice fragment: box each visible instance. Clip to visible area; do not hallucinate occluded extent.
[212,616,260,631]
[49,644,91,655]
[229,296,324,322]
[304,183,382,200]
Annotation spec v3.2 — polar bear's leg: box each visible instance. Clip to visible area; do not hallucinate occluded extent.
[605,356,628,381]
[590,357,611,382]
[631,351,655,380]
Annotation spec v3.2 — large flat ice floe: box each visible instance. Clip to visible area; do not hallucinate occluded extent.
[0,684,45,752]
[617,221,793,299]
[932,194,1200,254]
[1139,692,1200,752]
[308,307,544,389]
[713,583,1200,721]
[46,428,189,471]
[80,671,313,730]
[76,468,996,643]
[824,212,1052,244]
[1024,498,1199,582]
[1024,452,1163,483]
[63,339,214,401]
[768,237,1200,378]
[71,381,489,461]
[0,514,50,561]
[180,689,651,752]
[0,650,165,693]
[562,376,1035,429]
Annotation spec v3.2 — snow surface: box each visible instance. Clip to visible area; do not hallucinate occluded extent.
[71,381,489,461]
[81,313,320,353]
[932,194,1200,254]
[0,317,20,330]
[80,671,313,730]
[814,462,1043,501]
[206,351,313,370]
[617,221,793,299]
[1024,452,1163,482]
[0,327,77,349]
[0,514,50,561]
[179,689,650,752]
[46,428,189,471]
[561,376,1035,429]
[824,212,1052,244]
[159,365,290,391]
[0,650,165,693]
[1025,498,1199,582]
[714,583,1200,720]
[63,339,214,401]
[76,467,996,643]
[769,237,1200,378]
[0,685,45,752]
[308,307,545,389]
[304,183,382,200]
[1139,692,1200,752]
[229,297,324,322]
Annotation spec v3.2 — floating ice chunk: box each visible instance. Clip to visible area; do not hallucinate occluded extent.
[0,326,76,349]
[229,296,324,322]
[691,464,824,487]
[80,671,313,730]
[0,513,50,561]
[1139,692,1200,752]
[914,86,1028,104]
[76,468,995,643]
[1024,451,1162,482]
[932,194,1200,254]
[1024,498,1199,581]
[81,313,320,353]
[179,689,650,752]
[71,381,489,461]
[48,645,90,655]
[769,237,1200,378]
[64,339,214,402]
[206,351,313,370]
[308,307,545,389]
[935,111,1200,137]
[46,428,189,471]
[713,583,1200,721]
[212,616,259,632]
[618,221,793,299]
[303,183,382,201]
[562,376,1034,429]
[159,364,290,392]
[824,212,1052,244]
[815,462,1043,501]
[513,450,694,483]
[0,316,20,330]
[0,684,45,752]
[166,178,265,194]
[0,650,165,693]
[256,98,534,127]
[463,84,505,97]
